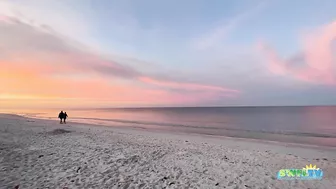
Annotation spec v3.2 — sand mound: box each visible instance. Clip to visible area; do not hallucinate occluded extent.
[47,128,72,135]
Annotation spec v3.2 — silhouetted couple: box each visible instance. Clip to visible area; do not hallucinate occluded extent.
[58,111,68,124]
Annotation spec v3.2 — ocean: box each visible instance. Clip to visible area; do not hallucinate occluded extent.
[10,106,336,147]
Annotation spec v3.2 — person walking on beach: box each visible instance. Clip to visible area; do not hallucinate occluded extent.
[58,111,64,124]
[63,112,68,124]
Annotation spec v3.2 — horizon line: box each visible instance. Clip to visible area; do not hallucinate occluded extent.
[70,104,336,110]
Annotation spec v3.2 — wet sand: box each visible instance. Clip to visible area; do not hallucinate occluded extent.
[0,114,336,189]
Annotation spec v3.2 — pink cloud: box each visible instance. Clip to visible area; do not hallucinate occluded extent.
[0,15,240,108]
[0,15,11,23]
[138,76,240,93]
[258,21,336,85]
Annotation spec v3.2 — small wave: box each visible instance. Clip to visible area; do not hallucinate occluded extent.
[19,113,336,139]
[68,117,336,139]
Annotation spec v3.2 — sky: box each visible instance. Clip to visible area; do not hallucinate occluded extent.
[1,0,336,109]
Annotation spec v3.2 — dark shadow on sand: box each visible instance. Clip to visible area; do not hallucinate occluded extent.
[47,129,72,135]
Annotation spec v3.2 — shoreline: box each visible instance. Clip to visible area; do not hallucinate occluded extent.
[15,113,336,150]
[1,113,336,188]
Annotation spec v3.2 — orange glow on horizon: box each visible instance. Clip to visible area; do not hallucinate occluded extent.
[0,14,240,110]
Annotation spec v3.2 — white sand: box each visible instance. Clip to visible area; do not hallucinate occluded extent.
[0,114,336,189]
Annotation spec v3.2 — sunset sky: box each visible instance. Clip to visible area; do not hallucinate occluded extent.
[1,0,336,109]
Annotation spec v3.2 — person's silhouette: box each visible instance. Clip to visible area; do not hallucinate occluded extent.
[58,111,64,124]
[64,112,68,124]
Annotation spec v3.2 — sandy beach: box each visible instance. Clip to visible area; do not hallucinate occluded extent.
[0,114,336,189]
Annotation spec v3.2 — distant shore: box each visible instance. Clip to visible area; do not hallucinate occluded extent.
[0,113,336,188]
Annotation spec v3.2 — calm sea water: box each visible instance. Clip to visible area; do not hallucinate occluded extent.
[10,106,336,147]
